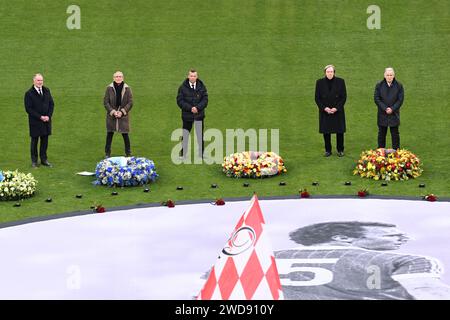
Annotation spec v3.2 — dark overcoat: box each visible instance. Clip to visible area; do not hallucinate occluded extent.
[374,79,404,127]
[315,77,347,134]
[24,86,54,137]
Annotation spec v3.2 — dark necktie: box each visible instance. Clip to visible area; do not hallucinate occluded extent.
[191,84,195,90]
[39,88,43,96]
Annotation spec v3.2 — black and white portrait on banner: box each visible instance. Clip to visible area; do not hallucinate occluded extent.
[275,220,450,300]
[1,198,449,299]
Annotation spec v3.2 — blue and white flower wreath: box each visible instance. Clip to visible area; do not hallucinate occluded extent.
[95,157,158,187]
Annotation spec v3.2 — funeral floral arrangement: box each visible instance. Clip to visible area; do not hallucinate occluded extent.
[353,148,423,181]
[222,151,287,178]
[0,170,37,201]
[95,157,158,187]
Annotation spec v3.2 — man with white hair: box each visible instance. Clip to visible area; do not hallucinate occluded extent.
[374,67,404,150]
[315,64,347,157]
[24,73,55,168]
[103,71,133,158]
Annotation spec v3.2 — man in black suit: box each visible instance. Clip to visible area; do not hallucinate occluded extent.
[315,65,347,157]
[24,73,54,167]
[176,69,208,160]
[374,67,404,150]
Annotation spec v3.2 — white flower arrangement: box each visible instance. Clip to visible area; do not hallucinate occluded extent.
[0,170,38,201]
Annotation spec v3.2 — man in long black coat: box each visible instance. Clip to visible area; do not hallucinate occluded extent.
[176,69,208,160]
[315,65,347,157]
[374,67,404,150]
[24,73,54,167]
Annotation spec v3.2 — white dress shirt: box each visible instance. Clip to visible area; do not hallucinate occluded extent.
[34,86,43,95]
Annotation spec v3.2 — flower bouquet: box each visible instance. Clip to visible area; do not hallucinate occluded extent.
[423,194,437,202]
[213,198,225,205]
[95,157,158,187]
[93,204,106,213]
[222,151,287,178]
[300,189,310,198]
[161,199,175,208]
[357,189,369,197]
[353,148,423,181]
[0,170,37,201]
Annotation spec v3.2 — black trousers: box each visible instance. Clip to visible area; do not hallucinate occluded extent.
[105,132,131,155]
[30,135,49,163]
[323,133,344,153]
[181,119,204,157]
[378,126,400,150]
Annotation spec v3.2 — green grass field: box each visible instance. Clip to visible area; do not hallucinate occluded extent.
[1,0,449,223]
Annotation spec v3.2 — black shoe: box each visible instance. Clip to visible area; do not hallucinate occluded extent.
[41,160,52,167]
[126,153,132,157]
[337,151,345,157]
[324,151,332,157]
[32,162,39,168]
[105,154,111,159]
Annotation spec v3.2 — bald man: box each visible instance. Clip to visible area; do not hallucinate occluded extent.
[24,73,55,168]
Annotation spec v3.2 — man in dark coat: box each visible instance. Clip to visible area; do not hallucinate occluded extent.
[24,73,55,167]
[315,65,347,157]
[176,69,208,160]
[374,67,404,150]
[103,71,133,158]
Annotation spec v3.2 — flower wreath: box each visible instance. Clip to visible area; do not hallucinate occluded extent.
[222,151,287,178]
[95,157,158,187]
[0,170,38,201]
[353,148,423,181]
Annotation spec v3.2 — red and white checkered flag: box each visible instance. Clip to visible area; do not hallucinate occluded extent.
[198,194,283,300]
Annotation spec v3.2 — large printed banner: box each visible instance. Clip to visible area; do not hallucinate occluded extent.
[0,198,449,299]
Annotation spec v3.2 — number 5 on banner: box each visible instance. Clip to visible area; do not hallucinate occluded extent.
[276,258,338,286]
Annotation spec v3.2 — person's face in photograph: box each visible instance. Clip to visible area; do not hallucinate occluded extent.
[352,226,409,250]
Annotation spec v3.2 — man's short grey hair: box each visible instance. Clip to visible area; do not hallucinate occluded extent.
[33,73,43,80]
[384,67,395,75]
[113,71,124,77]
[289,221,396,246]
